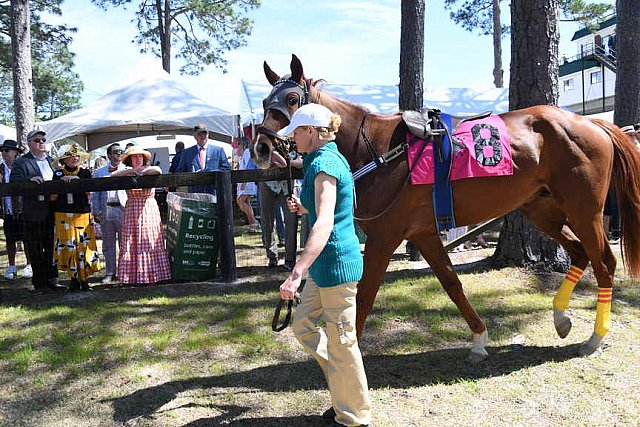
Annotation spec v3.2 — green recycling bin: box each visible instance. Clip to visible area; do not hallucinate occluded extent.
[166,192,218,281]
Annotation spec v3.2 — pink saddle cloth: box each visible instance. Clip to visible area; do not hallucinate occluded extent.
[407,114,513,185]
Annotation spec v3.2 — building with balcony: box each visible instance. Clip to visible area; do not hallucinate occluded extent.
[559,15,616,116]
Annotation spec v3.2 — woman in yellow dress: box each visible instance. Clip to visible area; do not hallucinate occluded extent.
[52,144,102,291]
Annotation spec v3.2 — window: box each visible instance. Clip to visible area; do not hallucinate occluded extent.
[591,70,602,84]
[563,79,574,91]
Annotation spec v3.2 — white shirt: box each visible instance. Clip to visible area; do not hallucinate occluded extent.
[35,157,54,181]
[2,160,12,214]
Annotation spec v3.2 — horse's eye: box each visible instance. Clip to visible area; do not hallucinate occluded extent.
[287,97,298,107]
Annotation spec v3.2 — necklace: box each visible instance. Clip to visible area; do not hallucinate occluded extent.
[63,166,80,176]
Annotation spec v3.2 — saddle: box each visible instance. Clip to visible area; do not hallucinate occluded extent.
[402,108,492,139]
[402,108,445,139]
[401,108,492,233]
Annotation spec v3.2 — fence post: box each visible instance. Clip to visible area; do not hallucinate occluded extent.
[216,170,237,282]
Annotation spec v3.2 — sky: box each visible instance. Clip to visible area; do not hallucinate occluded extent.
[49,0,607,115]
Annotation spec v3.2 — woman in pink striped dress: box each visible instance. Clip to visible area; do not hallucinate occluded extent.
[112,146,171,284]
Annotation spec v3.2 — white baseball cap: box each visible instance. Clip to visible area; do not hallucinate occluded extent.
[277,103,334,137]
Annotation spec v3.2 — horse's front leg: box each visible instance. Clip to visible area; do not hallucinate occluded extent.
[410,230,488,362]
[355,232,405,337]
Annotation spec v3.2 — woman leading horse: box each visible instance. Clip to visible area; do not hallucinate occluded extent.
[255,54,640,360]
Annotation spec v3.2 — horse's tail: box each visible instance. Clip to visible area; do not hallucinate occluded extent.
[592,118,640,277]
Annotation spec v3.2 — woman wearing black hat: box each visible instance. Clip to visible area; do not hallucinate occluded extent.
[0,139,32,280]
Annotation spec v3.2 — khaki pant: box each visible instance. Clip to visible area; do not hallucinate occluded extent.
[292,278,371,426]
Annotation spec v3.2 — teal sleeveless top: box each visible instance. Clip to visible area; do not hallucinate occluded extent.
[301,142,363,287]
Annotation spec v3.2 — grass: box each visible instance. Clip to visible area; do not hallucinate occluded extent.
[0,246,639,426]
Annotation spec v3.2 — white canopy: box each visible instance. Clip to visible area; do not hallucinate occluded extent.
[0,124,17,142]
[586,110,614,122]
[38,71,239,151]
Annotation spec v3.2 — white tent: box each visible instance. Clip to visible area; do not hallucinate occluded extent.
[587,110,614,122]
[38,71,239,151]
[0,124,17,142]
[240,80,510,126]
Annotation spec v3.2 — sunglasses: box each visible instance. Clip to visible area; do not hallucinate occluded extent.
[32,138,47,143]
[0,148,16,153]
[111,149,124,155]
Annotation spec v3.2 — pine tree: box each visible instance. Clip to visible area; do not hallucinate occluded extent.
[91,0,261,75]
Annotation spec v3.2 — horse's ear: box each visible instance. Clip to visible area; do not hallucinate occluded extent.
[264,61,280,86]
[290,54,304,84]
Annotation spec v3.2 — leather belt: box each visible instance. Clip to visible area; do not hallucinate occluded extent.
[107,202,121,207]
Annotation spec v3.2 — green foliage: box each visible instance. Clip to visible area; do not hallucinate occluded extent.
[91,0,261,75]
[444,0,508,36]
[0,0,83,123]
[444,0,614,36]
[559,0,614,27]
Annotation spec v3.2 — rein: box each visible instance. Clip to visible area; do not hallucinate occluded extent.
[351,113,448,222]
[271,288,302,332]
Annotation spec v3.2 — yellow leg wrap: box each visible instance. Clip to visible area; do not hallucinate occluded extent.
[595,287,612,337]
[553,265,584,312]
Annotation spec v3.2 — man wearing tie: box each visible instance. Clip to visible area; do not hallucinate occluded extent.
[10,130,64,292]
[174,124,231,194]
[92,143,127,284]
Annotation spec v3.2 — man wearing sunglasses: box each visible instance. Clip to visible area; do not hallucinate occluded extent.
[173,124,231,194]
[92,143,127,285]
[10,130,64,292]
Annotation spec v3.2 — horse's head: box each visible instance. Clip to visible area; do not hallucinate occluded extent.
[253,54,315,169]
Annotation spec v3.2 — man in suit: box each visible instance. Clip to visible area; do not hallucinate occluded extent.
[92,143,127,284]
[174,124,230,194]
[10,130,64,292]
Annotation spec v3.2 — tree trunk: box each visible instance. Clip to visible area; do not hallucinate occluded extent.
[399,0,424,111]
[508,0,559,108]
[157,0,171,73]
[399,0,425,261]
[613,0,640,127]
[9,0,35,148]
[492,0,570,272]
[492,0,504,88]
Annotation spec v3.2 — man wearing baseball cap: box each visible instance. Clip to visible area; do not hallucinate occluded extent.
[10,130,64,292]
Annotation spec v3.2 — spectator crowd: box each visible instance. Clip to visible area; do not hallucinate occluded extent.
[1,124,303,293]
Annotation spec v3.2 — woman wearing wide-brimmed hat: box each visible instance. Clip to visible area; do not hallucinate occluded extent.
[111,145,171,285]
[51,144,102,291]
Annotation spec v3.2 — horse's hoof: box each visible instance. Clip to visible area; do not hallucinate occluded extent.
[466,350,488,364]
[580,334,604,357]
[555,317,572,339]
[553,308,572,339]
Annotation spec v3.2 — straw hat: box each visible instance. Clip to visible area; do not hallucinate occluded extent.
[121,145,152,164]
[55,144,90,165]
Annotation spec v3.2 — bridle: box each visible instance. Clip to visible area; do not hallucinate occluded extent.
[256,76,315,196]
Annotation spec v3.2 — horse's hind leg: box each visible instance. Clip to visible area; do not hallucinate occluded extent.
[565,216,616,355]
[410,231,488,362]
[524,198,616,355]
[521,200,591,339]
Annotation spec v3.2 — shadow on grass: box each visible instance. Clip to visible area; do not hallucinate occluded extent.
[107,342,583,425]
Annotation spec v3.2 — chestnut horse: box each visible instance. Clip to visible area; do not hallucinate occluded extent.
[254,55,640,360]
